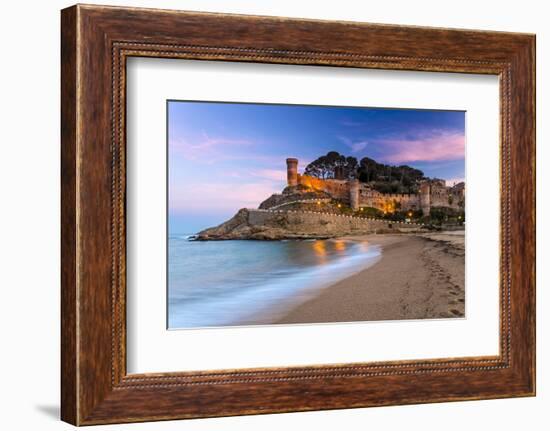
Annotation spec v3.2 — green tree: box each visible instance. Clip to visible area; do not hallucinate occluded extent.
[304,151,358,179]
[357,157,425,193]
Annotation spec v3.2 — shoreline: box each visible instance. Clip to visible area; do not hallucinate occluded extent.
[275,232,465,324]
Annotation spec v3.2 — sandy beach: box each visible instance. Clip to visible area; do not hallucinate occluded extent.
[276,232,465,324]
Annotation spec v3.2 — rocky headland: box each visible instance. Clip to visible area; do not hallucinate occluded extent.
[195,208,426,241]
[194,152,464,241]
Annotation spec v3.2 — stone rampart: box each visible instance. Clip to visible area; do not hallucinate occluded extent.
[248,209,425,236]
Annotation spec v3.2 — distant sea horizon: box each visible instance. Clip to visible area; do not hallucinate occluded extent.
[168,214,232,238]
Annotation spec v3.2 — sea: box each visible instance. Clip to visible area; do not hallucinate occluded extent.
[168,236,381,329]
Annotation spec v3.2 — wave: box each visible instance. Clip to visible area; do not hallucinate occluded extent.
[168,241,381,329]
[169,234,196,240]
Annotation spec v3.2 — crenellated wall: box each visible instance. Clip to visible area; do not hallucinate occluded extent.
[197,208,427,240]
[286,159,464,216]
[248,209,425,236]
[296,173,424,212]
[298,174,350,199]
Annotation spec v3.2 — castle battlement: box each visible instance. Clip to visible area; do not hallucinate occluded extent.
[285,158,464,216]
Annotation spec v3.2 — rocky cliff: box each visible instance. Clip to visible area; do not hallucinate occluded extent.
[258,185,331,210]
[195,208,426,241]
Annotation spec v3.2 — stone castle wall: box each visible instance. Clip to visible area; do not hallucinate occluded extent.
[429,183,465,208]
[298,174,350,200]
[296,173,425,211]
[359,189,420,212]
[197,208,427,240]
[248,209,425,236]
[287,161,464,216]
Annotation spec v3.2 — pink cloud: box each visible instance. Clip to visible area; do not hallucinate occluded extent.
[170,134,291,168]
[380,130,465,164]
[170,181,281,212]
[338,136,369,153]
[250,169,287,182]
[170,132,252,161]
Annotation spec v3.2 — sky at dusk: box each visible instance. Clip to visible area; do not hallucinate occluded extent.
[168,101,465,234]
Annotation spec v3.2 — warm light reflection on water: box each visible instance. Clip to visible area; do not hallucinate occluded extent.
[168,236,381,328]
[333,240,346,253]
[312,240,327,263]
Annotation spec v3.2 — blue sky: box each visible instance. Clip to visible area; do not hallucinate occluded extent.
[168,101,465,233]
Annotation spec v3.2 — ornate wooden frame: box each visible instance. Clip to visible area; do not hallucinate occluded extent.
[61,4,536,425]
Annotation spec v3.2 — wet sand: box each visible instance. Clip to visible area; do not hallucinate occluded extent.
[276,232,465,324]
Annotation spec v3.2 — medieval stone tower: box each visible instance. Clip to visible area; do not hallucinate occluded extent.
[349,179,360,210]
[286,158,298,187]
[419,181,431,216]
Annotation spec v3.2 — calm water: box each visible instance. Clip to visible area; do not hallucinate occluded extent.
[168,237,381,329]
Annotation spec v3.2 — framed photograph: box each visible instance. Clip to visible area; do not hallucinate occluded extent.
[61,4,535,425]
[165,101,467,330]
